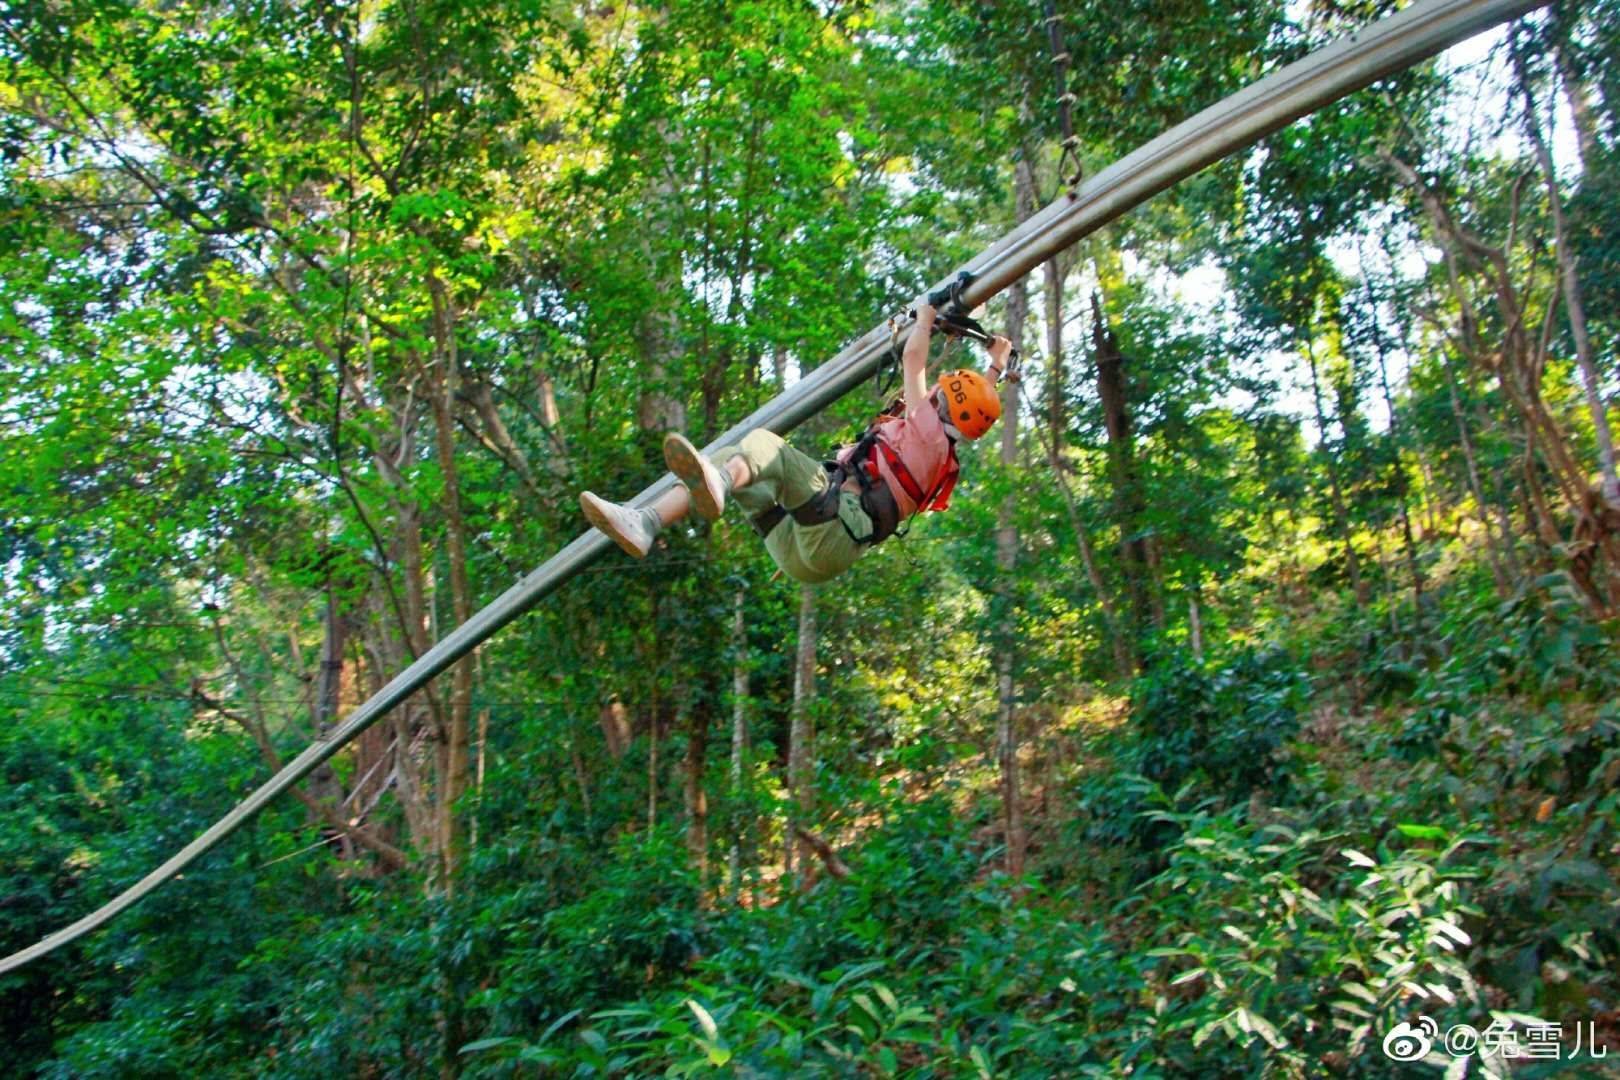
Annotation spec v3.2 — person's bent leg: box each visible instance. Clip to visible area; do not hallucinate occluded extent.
[732,429,827,511]
[663,433,734,521]
[580,485,691,558]
[704,437,779,517]
[721,455,752,492]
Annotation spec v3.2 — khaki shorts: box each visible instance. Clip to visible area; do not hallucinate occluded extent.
[712,429,873,585]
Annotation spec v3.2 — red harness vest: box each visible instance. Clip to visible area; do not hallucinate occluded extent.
[862,434,958,513]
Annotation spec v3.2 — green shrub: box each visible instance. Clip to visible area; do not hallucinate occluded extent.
[1077,648,1308,854]
[1120,803,1491,1076]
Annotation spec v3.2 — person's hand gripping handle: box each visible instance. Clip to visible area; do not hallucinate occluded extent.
[986,334,1019,384]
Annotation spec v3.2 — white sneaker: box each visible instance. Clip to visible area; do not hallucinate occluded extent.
[580,491,656,557]
[663,433,727,521]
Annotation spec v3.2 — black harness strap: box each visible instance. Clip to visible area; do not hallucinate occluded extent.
[749,504,787,538]
[748,474,843,539]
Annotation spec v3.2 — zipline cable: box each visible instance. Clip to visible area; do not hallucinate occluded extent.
[0,0,1549,976]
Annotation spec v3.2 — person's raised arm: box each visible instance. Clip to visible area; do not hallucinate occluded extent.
[985,334,1013,382]
[903,300,936,412]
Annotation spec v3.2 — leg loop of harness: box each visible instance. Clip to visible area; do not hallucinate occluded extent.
[793,474,845,528]
[749,464,844,539]
[749,505,787,538]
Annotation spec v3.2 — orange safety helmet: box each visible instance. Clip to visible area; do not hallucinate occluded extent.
[936,368,1002,440]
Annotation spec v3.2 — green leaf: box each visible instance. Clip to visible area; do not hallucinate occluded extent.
[1244,1009,1288,1049]
[539,1008,584,1044]
[685,999,719,1042]
[1192,1016,1226,1048]
[1340,983,1379,1004]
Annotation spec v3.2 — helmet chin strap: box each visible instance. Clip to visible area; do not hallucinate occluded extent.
[935,395,962,442]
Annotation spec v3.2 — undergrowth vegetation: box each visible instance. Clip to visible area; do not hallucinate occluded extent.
[35,571,1602,1079]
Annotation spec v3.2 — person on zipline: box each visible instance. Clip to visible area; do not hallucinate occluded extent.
[579,296,1012,584]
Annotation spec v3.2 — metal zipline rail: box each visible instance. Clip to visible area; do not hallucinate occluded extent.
[1,0,1547,976]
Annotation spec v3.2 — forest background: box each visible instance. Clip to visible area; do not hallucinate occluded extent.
[2,0,1618,1075]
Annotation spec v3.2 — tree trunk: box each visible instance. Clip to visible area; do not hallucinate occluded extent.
[463,376,543,501]
[637,119,689,436]
[647,708,660,834]
[1045,456,1132,677]
[427,278,474,894]
[773,344,789,390]
[792,826,851,880]
[1523,433,1565,551]
[1044,251,1065,454]
[308,583,350,854]
[569,728,593,823]
[1555,39,1600,175]
[727,586,749,902]
[392,503,440,849]
[1442,355,1515,593]
[599,699,631,759]
[1034,262,1129,676]
[368,405,443,851]
[1144,536,1169,631]
[992,158,1033,881]
[1419,458,1440,537]
[1092,291,1152,645]
[1304,337,1366,604]
[470,705,488,855]
[683,701,708,899]
[1188,574,1205,661]
[1358,257,1426,608]
[788,583,816,888]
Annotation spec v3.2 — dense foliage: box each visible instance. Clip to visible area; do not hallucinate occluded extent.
[3,0,1617,1076]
